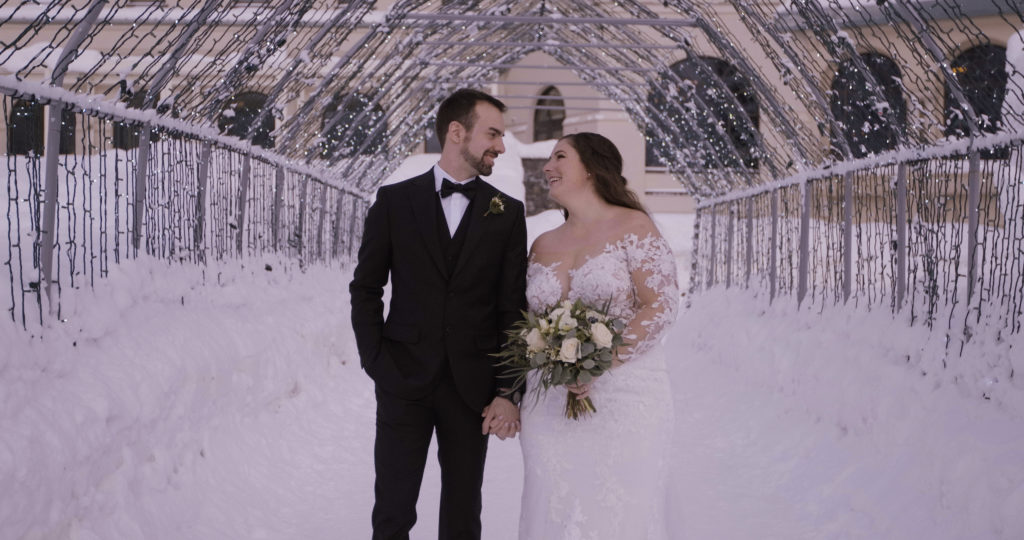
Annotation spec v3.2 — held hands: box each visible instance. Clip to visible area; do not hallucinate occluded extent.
[481,396,520,440]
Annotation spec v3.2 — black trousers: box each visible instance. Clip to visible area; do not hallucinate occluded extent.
[372,371,489,540]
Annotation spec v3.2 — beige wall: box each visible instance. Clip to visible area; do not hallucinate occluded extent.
[497,50,696,214]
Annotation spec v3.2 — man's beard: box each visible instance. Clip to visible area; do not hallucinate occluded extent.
[462,145,497,176]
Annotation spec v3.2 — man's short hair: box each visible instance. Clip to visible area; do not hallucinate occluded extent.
[435,89,507,150]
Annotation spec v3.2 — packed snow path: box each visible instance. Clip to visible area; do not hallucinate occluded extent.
[1,258,1021,540]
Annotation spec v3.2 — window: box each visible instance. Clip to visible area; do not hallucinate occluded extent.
[218,91,275,149]
[646,57,760,169]
[829,53,906,158]
[7,99,75,155]
[113,82,160,150]
[319,92,386,159]
[58,107,75,154]
[533,86,565,142]
[8,99,43,156]
[944,45,1008,158]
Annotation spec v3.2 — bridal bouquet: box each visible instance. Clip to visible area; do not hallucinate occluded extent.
[495,300,627,420]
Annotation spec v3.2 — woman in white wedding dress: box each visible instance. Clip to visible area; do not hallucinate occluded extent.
[518,132,679,540]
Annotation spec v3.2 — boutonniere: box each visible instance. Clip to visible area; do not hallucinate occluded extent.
[484,195,505,216]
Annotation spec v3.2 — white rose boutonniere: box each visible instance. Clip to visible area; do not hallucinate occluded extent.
[559,337,581,363]
[485,195,505,216]
[590,322,614,349]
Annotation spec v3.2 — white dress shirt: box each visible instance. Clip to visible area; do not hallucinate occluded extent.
[433,163,474,237]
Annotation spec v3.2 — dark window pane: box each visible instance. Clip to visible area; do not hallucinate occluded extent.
[113,83,160,150]
[829,53,906,159]
[534,86,564,141]
[8,99,44,156]
[218,91,275,149]
[944,45,1008,159]
[59,107,76,154]
[319,92,386,159]
[646,57,760,169]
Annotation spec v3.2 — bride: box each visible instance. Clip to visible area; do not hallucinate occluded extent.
[518,132,680,539]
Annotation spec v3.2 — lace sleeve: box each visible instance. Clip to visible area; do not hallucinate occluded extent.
[618,232,679,362]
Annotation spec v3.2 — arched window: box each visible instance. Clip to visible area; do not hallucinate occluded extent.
[218,91,275,149]
[829,53,906,158]
[8,99,43,156]
[646,57,759,169]
[944,45,1008,158]
[7,99,75,155]
[113,82,160,150]
[319,92,386,159]
[533,86,564,142]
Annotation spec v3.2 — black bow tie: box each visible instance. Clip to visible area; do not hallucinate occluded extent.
[440,178,477,199]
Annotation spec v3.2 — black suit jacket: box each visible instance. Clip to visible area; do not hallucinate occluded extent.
[349,170,527,412]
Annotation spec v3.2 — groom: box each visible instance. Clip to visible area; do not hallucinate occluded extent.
[350,88,527,540]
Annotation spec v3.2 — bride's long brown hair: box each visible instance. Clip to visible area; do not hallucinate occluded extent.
[560,132,646,217]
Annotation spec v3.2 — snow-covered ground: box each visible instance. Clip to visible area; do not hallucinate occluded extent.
[1,244,1021,539]
[2,133,1022,539]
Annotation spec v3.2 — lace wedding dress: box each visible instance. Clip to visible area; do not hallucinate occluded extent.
[519,232,680,540]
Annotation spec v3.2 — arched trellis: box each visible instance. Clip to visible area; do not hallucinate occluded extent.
[1,0,1022,340]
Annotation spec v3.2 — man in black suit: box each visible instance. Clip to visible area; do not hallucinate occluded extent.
[350,88,527,540]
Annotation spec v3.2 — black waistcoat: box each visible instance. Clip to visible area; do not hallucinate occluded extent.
[435,195,473,277]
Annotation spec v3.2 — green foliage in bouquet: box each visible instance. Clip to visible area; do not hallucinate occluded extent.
[493,299,628,420]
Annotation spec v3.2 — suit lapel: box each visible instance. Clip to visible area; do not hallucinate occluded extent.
[451,180,492,280]
[408,172,446,276]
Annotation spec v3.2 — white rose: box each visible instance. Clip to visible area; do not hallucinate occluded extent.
[585,310,606,323]
[559,338,581,363]
[538,318,550,332]
[525,328,546,353]
[547,308,565,325]
[590,322,614,349]
[557,311,578,332]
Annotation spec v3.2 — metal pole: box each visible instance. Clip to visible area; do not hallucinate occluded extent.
[746,197,754,288]
[40,0,107,313]
[423,61,659,73]
[690,207,701,295]
[296,178,308,256]
[272,166,285,251]
[316,184,328,262]
[399,13,698,26]
[421,40,683,50]
[896,162,908,309]
[235,155,251,256]
[194,141,212,262]
[40,106,64,313]
[725,204,734,289]
[462,80,646,87]
[347,196,359,259]
[708,205,718,288]
[967,150,981,306]
[132,125,153,254]
[843,171,854,303]
[770,189,779,302]
[332,191,345,260]
[143,0,224,109]
[798,180,811,306]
